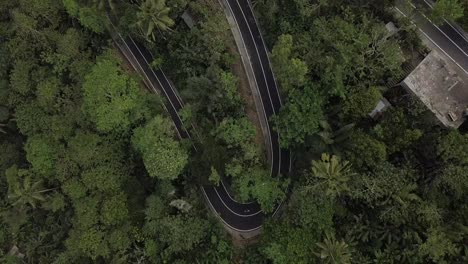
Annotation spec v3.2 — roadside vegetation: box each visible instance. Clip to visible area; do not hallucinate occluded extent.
[0,0,466,263]
[247,0,468,263]
[0,0,233,263]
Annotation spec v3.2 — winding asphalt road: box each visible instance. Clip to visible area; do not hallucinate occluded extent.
[109,0,289,232]
[110,0,468,232]
[395,0,468,75]
[202,0,291,231]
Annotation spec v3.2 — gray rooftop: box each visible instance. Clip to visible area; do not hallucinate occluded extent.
[401,50,468,128]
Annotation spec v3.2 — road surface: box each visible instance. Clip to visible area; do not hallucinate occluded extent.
[201,0,291,231]
[109,0,290,232]
[395,0,468,75]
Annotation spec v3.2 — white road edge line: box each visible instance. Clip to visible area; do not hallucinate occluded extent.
[231,0,282,180]
[160,70,184,107]
[144,49,203,143]
[106,16,185,140]
[213,187,262,217]
[420,0,468,42]
[128,37,196,144]
[132,12,263,213]
[445,21,468,43]
[201,187,262,232]
[245,0,288,171]
[157,69,202,142]
[394,7,468,75]
[233,0,290,217]
[108,13,262,230]
[131,8,265,213]
[146,48,185,107]
[112,32,184,140]
[245,0,283,106]
[220,179,256,205]
[408,0,468,57]
[224,0,275,188]
[131,40,200,150]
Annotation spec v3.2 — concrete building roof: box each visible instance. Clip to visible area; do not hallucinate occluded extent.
[401,50,468,128]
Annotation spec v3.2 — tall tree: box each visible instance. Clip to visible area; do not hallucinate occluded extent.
[82,52,151,134]
[136,0,174,41]
[273,84,324,147]
[312,121,354,155]
[62,0,107,33]
[307,11,404,97]
[25,135,62,178]
[342,86,381,121]
[132,115,188,180]
[430,0,464,24]
[345,130,387,170]
[309,154,354,198]
[374,108,422,154]
[5,166,53,209]
[215,117,256,151]
[437,129,468,165]
[314,233,352,264]
[271,34,308,92]
[232,165,287,213]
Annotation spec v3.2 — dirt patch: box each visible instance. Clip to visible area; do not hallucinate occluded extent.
[229,44,266,153]
[226,44,267,248]
[209,0,265,153]
[230,235,261,262]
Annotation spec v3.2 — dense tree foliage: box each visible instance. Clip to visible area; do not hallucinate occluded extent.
[135,0,175,41]
[82,53,152,134]
[248,0,468,263]
[0,0,233,262]
[430,0,464,24]
[457,0,468,30]
[270,34,308,93]
[132,116,188,180]
[1,0,467,263]
[342,86,382,121]
[134,0,289,212]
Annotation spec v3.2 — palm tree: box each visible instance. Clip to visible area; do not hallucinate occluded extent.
[8,176,54,209]
[315,233,352,264]
[136,0,174,42]
[309,153,355,198]
[313,120,354,155]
